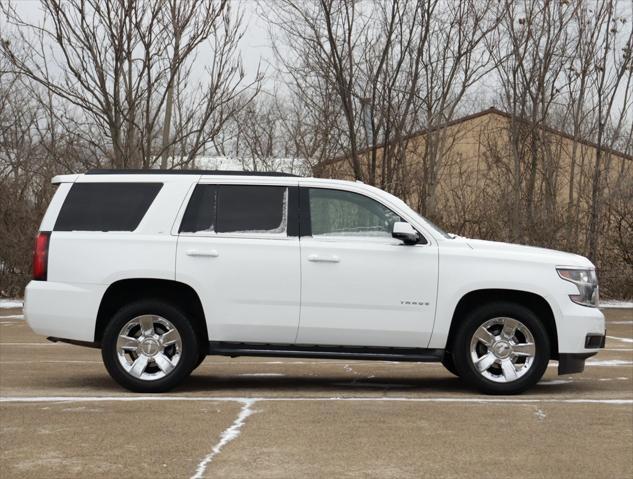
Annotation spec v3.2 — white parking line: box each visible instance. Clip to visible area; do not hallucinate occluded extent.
[0,360,102,364]
[1,396,631,405]
[0,300,23,309]
[1,357,632,366]
[190,399,256,479]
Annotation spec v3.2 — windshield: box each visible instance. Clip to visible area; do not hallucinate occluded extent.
[407,209,452,239]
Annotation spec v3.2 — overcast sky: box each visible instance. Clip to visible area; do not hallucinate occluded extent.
[3,0,632,116]
[3,0,279,90]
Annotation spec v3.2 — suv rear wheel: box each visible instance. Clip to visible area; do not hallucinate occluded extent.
[101,300,199,393]
[452,302,550,395]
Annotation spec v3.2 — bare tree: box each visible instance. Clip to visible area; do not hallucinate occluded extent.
[584,0,633,263]
[489,0,578,242]
[1,0,260,169]
[266,0,502,219]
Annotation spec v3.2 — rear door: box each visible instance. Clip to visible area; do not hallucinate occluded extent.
[175,179,301,343]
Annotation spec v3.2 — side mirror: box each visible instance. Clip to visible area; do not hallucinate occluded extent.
[392,221,420,245]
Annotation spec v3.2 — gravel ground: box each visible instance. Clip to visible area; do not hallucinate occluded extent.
[1,307,631,478]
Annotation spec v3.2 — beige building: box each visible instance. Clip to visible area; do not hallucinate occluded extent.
[316,107,633,295]
[317,106,631,233]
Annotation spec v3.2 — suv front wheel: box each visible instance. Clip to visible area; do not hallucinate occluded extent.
[452,302,550,395]
[101,300,199,393]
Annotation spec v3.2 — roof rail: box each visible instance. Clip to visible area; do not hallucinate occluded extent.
[85,169,299,177]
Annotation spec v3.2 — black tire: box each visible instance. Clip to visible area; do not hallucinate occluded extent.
[194,348,207,370]
[452,301,550,395]
[441,352,459,377]
[101,299,199,393]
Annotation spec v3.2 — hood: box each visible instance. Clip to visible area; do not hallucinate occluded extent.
[458,238,594,268]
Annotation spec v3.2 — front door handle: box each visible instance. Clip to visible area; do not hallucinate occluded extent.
[307,254,340,263]
[185,249,219,258]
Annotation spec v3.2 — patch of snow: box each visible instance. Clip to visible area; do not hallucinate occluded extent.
[61,406,102,413]
[608,320,633,325]
[539,379,572,386]
[600,300,633,309]
[0,315,24,320]
[585,359,633,366]
[0,299,23,309]
[335,381,415,388]
[534,408,547,421]
[191,156,308,175]
[190,399,257,479]
[607,335,633,344]
[238,373,285,377]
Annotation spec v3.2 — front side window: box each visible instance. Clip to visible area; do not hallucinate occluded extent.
[308,188,401,238]
[180,184,288,236]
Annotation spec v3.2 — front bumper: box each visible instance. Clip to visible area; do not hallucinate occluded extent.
[554,303,605,375]
[555,303,605,354]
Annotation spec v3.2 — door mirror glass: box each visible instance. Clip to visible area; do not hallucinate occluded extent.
[392,222,420,245]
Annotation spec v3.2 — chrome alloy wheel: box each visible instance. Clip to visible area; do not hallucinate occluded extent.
[469,317,536,383]
[116,315,182,381]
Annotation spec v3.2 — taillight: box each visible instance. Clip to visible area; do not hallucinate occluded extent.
[33,232,51,281]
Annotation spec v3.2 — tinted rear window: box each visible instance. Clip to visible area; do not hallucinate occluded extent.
[179,184,288,235]
[54,183,162,231]
[216,185,286,234]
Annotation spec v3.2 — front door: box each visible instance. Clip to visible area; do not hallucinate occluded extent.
[176,181,300,343]
[297,186,439,348]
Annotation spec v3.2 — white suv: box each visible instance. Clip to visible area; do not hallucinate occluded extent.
[25,170,605,394]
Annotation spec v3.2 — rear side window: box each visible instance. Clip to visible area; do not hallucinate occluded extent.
[180,184,288,236]
[54,183,162,232]
[217,185,287,234]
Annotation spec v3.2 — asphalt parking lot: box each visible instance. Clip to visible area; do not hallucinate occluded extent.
[1,307,631,479]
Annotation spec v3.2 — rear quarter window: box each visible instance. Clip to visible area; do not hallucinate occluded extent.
[54,183,162,232]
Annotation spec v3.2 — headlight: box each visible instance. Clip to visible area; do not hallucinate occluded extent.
[556,268,599,307]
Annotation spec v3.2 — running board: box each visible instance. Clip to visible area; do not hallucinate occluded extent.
[47,336,100,349]
[207,341,444,362]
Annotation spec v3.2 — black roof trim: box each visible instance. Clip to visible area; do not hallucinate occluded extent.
[86,169,299,177]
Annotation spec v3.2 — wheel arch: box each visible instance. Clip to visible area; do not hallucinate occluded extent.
[94,278,208,345]
[446,289,559,359]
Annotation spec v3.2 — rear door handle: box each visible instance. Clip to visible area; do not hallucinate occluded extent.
[185,249,219,258]
[307,254,340,263]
